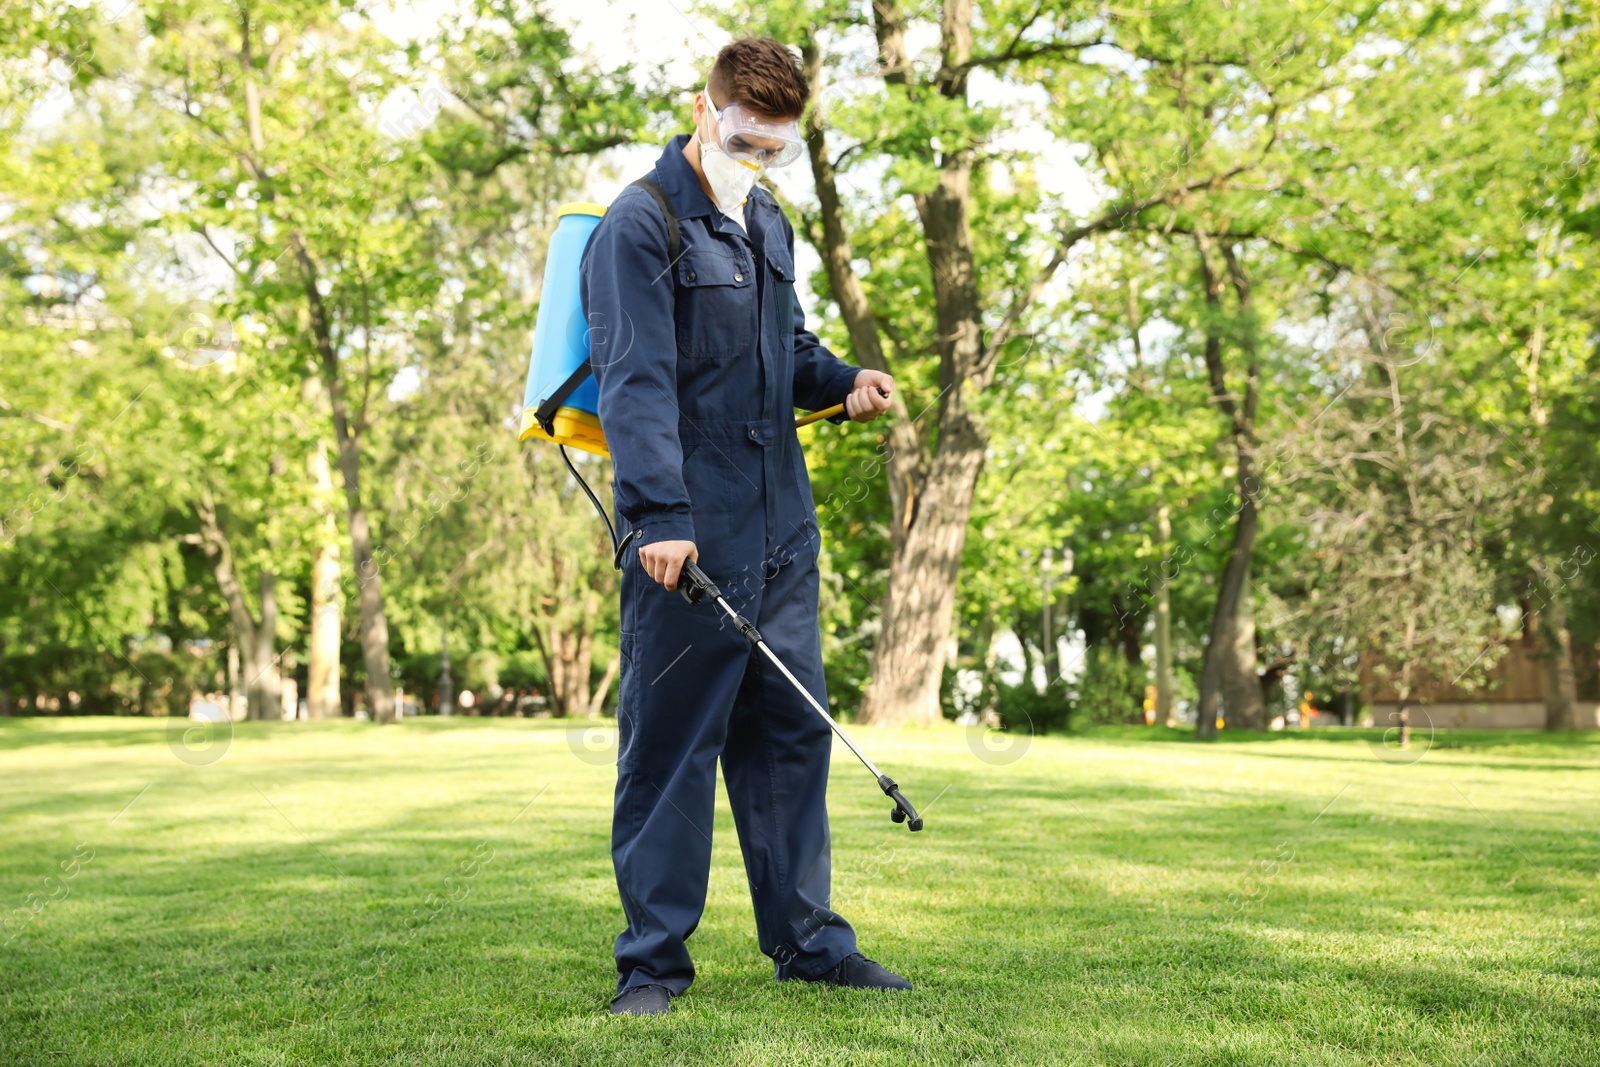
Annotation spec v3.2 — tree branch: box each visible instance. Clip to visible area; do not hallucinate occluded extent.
[0,395,76,433]
[960,34,1115,72]
[983,105,1292,370]
[196,224,249,280]
[1195,231,1241,430]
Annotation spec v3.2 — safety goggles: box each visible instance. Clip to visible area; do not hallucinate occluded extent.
[703,83,804,168]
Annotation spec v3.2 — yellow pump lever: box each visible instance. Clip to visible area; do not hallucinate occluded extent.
[794,387,889,428]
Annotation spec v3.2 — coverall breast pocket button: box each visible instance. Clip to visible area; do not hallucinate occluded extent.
[734,273,743,282]
[766,250,795,281]
[687,270,697,282]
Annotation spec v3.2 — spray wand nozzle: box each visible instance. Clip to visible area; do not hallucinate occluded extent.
[878,774,924,831]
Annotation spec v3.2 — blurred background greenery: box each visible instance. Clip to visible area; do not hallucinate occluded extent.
[2,0,1599,737]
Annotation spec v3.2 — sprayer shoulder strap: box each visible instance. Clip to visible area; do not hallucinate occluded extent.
[535,176,679,436]
[629,175,681,264]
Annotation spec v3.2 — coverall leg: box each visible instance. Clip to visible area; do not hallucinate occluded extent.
[721,524,856,982]
[610,478,857,997]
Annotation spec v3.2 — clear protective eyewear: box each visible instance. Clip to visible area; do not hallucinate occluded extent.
[703,83,804,168]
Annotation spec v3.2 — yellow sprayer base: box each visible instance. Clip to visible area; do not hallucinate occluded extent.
[520,405,610,458]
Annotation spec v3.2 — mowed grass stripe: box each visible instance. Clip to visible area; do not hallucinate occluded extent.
[1,717,1595,1065]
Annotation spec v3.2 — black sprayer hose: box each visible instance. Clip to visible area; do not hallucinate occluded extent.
[558,444,637,570]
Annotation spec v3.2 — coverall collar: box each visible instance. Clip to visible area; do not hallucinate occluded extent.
[657,133,760,238]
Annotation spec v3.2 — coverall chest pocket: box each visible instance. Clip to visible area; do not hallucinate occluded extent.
[766,246,795,348]
[675,249,754,359]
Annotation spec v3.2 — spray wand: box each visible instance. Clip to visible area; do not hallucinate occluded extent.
[675,559,923,832]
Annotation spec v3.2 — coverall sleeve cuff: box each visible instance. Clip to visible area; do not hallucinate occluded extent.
[631,514,698,548]
[826,365,864,425]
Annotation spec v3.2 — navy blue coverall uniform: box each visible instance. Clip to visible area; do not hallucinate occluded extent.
[579,134,864,998]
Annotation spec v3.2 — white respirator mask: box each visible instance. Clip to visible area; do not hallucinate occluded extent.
[697,82,803,211]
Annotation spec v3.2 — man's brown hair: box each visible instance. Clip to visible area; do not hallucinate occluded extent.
[707,38,809,121]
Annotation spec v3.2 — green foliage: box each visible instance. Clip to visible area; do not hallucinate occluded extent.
[991,678,1069,736]
[1069,647,1148,728]
[3,0,1600,730]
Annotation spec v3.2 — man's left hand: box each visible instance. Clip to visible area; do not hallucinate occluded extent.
[845,370,894,423]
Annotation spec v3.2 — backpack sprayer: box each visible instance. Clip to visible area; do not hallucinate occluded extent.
[518,184,923,833]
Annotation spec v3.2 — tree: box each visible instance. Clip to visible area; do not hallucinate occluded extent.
[0,12,239,718]
[731,0,1445,725]
[1282,333,1513,737]
[128,0,475,722]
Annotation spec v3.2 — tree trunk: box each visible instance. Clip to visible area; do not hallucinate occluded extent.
[227,641,241,720]
[306,440,342,719]
[0,635,11,716]
[438,623,454,717]
[548,628,567,718]
[573,629,593,715]
[1111,594,1143,665]
[1154,504,1176,726]
[1221,565,1267,730]
[196,493,279,721]
[279,648,298,720]
[859,67,990,726]
[544,620,596,719]
[859,418,987,725]
[586,650,620,718]
[1197,483,1264,735]
[1013,612,1037,690]
[798,37,925,540]
[296,245,394,725]
[1193,234,1265,738]
[1394,617,1417,746]
[331,394,393,723]
[233,15,379,720]
[1540,594,1578,731]
[1041,547,1057,685]
[251,566,281,721]
[800,16,992,727]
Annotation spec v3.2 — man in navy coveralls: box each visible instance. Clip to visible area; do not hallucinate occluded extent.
[579,37,909,1016]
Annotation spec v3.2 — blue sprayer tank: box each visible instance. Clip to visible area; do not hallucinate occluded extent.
[519,202,609,456]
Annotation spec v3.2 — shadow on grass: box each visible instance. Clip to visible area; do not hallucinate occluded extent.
[0,713,592,753]
[1067,723,1600,749]
[980,902,1599,1064]
[0,720,176,751]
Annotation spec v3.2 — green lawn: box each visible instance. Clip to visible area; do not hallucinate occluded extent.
[2,716,1596,1065]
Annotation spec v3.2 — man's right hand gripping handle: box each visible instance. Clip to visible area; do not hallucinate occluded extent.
[639,539,699,592]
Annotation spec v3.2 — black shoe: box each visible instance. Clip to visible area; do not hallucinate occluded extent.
[609,984,674,1015]
[808,953,913,991]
